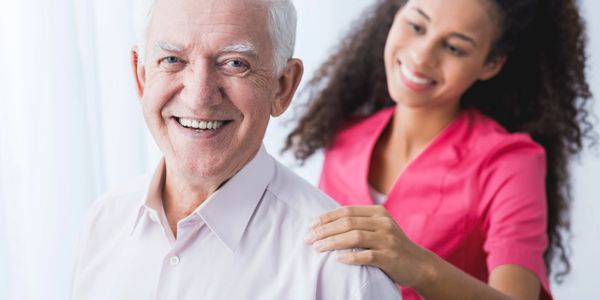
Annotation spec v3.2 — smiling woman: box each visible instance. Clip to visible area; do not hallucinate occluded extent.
[286,0,595,299]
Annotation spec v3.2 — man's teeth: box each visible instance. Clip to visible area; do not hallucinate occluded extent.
[178,118,224,130]
[401,65,433,85]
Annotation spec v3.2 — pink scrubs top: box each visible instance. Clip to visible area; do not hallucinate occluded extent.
[320,107,552,300]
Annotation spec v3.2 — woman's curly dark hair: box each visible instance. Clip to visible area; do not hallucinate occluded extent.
[285,0,595,281]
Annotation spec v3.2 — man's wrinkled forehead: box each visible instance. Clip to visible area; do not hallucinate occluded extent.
[149,0,268,29]
[147,0,269,48]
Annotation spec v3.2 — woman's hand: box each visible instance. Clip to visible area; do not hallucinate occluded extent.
[304,205,434,289]
[305,206,540,300]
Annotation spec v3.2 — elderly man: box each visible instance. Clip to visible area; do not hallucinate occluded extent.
[71,0,401,299]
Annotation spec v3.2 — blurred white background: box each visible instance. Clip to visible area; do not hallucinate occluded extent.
[0,0,598,299]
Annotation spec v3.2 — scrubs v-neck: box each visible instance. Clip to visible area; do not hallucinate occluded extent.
[320,107,552,300]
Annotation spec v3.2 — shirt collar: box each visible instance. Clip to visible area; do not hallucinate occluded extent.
[197,145,274,252]
[129,145,275,253]
[129,158,167,235]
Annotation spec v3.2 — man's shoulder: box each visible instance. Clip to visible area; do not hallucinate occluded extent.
[86,173,151,228]
[318,252,402,299]
[253,160,401,299]
[96,173,151,207]
[265,159,339,219]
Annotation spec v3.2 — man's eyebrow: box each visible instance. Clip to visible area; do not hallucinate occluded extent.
[156,41,185,52]
[219,42,258,56]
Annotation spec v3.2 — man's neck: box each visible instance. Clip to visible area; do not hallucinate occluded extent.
[161,169,221,239]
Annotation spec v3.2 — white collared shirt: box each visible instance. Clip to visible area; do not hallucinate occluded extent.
[71,146,401,300]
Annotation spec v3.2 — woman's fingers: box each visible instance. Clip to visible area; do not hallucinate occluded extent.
[311,205,388,228]
[311,229,384,252]
[305,206,429,287]
[336,249,381,266]
[305,208,425,286]
[305,216,379,243]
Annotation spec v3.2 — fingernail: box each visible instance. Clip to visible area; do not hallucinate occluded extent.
[304,230,315,243]
[313,240,325,251]
[309,218,320,228]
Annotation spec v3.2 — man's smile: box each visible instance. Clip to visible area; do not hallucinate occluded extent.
[174,117,233,131]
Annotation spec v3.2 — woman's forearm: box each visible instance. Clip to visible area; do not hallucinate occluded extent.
[412,249,537,300]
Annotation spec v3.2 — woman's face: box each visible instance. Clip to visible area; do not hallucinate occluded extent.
[384,0,505,111]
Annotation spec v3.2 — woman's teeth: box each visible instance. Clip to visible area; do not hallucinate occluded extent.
[401,65,434,86]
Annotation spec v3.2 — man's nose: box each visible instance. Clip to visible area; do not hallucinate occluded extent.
[181,64,223,107]
[409,39,438,69]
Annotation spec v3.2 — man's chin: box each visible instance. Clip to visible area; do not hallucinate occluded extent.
[173,159,227,178]
[164,146,258,189]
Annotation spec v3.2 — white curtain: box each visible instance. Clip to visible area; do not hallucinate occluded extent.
[0,0,159,299]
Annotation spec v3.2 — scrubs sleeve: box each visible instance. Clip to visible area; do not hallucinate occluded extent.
[479,139,552,299]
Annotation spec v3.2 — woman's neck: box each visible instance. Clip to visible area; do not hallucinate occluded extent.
[389,105,459,155]
[368,105,459,194]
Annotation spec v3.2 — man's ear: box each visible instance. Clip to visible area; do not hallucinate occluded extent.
[131,47,146,98]
[478,55,507,81]
[271,58,304,117]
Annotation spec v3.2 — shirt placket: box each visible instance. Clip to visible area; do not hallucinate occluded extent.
[154,213,204,299]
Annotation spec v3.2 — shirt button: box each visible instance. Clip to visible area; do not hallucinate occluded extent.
[170,256,180,266]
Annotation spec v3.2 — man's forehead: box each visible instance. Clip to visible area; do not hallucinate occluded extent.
[147,0,269,47]
[151,0,268,23]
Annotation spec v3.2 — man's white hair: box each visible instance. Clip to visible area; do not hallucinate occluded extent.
[133,0,297,75]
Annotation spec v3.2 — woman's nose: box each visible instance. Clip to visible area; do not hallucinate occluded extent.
[409,39,438,69]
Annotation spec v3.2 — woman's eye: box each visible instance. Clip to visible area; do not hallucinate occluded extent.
[408,22,423,33]
[445,44,465,56]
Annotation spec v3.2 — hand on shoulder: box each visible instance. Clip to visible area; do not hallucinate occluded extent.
[304,205,435,289]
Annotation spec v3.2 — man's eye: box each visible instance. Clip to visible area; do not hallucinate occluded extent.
[226,59,247,69]
[158,56,186,71]
[222,59,250,74]
[162,56,180,64]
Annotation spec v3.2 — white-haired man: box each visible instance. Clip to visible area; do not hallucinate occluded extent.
[71,0,401,299]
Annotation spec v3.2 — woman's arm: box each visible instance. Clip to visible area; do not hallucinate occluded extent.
[305,206,540,300]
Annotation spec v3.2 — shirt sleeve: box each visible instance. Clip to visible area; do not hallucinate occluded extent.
[480,139,551,298]
[70,196,108,298]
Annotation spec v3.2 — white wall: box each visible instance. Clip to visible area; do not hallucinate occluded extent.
[553,1,600,298]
